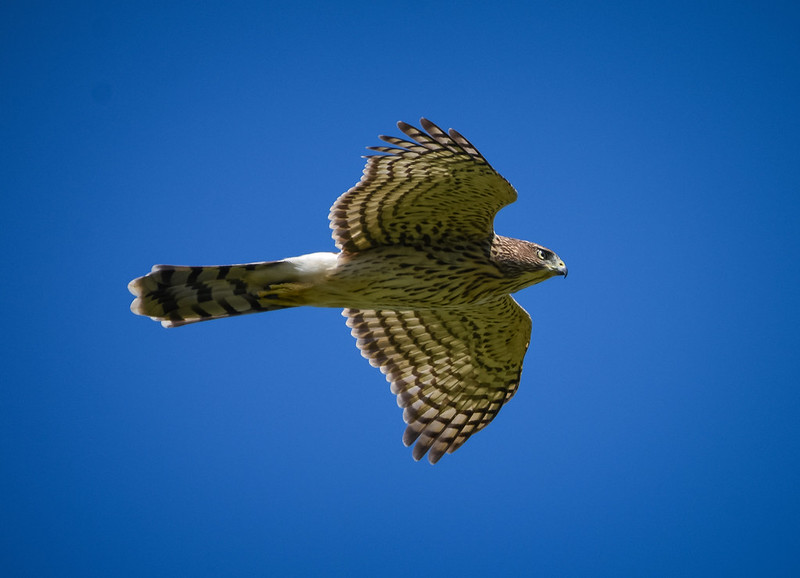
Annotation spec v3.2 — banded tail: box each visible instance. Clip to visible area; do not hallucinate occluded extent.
[129,253,339,328]
[128,262,295,328]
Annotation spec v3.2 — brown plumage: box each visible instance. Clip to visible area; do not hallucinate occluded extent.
[129,118,567,463]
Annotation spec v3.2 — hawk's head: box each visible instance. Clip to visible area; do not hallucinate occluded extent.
[491,235,567,289]
[529,243,568,278]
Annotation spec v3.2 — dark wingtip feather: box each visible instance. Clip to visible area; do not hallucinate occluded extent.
[411,440,431,462]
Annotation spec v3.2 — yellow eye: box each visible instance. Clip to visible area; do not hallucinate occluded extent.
[536,249,546,260]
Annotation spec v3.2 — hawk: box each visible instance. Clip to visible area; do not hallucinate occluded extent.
[129,118,567,463]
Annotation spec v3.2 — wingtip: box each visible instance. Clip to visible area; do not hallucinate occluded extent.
[411,441,432,463]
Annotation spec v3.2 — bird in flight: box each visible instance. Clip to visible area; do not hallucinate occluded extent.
[129,118,567,463]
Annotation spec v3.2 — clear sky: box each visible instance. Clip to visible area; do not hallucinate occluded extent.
[2,1,799,575]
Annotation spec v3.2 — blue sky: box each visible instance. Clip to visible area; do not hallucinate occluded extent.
[2,1,799,575]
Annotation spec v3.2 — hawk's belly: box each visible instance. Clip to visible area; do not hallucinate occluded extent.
[302,247,518,309]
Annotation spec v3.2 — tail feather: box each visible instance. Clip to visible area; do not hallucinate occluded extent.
[128,262,294,328]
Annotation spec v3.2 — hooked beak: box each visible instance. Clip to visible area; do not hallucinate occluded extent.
[555,260,568,278]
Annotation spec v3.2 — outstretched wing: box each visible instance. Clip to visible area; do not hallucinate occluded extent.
[344,296,532,463]
[329,118,518,252]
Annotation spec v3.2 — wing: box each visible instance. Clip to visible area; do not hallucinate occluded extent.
[344,296,532,463]
[329,118,518,252]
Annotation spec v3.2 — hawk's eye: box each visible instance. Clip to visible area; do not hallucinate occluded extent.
[536,249,546,260]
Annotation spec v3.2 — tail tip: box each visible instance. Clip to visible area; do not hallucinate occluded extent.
[127,276,143,297]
